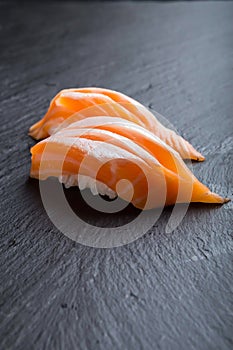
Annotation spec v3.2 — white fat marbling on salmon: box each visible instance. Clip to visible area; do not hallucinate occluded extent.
[54,127,161,168]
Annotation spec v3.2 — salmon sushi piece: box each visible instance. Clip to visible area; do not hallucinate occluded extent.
[30,119,228,210]
[29,88,205,161]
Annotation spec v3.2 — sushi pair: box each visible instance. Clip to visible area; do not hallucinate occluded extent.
[29,87,229,210]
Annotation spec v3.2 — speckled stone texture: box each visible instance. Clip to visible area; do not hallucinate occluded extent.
[0,2,232,349]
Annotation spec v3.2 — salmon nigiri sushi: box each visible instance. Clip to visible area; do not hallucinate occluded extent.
[29,87,205,161]
[30,118,228,210]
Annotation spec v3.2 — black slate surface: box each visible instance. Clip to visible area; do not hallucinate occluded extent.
[0,2,233,349]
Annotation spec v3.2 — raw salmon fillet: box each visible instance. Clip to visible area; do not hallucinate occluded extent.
[30,118,228,210]
[29,88,205,161]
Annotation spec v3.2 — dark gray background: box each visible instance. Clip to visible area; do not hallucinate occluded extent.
[0,1,232,349]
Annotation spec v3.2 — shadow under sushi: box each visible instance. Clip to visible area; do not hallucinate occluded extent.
[26,177,225,235]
